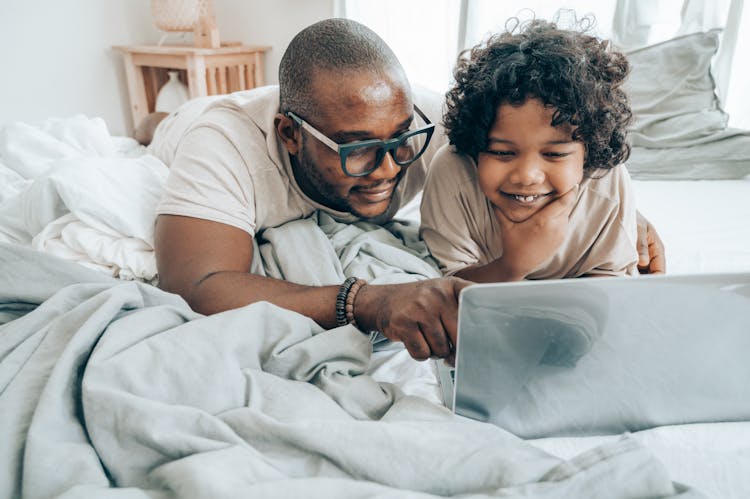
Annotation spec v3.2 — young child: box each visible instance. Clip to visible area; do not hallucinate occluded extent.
[420,19,638,282]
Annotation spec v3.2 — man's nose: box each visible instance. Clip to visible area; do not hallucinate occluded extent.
[509,154,545,185]
[369,149,401,180]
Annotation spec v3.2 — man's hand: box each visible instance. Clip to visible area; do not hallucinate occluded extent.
[636,212,666,274]
[353,277,471,362]
[156,215,471,363]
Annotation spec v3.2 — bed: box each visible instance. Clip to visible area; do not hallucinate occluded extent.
[2,29,750,499]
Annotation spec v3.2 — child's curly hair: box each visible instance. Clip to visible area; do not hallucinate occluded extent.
[444,18,632,172]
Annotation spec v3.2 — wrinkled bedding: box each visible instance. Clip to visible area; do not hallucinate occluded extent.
[0,116,161,282]
[2,115,749,498]
[0,243,702,498]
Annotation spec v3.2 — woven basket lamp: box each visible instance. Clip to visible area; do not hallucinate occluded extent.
[151,0,220,48]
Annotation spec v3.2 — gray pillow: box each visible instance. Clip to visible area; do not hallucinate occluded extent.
[623,30,750,179]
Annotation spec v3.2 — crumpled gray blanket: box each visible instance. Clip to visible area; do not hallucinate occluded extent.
[254,212,442,285]
[0,214,704,498]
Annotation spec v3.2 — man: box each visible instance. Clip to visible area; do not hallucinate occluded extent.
[153,18,664,363]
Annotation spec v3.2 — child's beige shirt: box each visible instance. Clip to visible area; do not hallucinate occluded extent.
[420,145,638,278]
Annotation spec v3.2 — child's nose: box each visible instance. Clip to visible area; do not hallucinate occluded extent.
[509,155,545,185]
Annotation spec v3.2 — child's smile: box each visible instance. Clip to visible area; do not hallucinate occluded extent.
[502,191,553,205]
[477,98,584,223]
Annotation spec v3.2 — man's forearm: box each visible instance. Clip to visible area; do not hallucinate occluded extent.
[453,258,525,283]
[185,271,340,328]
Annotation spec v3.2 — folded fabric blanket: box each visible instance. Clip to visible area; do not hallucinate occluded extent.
[0,115,117,178]
[0,243,703,498]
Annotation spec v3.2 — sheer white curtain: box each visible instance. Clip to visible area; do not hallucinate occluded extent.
[463,1,617,46]
[338,0,748,127]
[335,0,462,95]
[720,0,749,128]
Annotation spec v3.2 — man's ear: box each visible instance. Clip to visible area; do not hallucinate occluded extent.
[275,113,301,155]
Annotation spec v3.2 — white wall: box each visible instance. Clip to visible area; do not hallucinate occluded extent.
[0,0,334,136]
[215,0,335,93]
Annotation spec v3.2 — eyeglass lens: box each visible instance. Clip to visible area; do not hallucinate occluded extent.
[345,130,430,175]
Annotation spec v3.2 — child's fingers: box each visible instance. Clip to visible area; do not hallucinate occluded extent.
[537,184,579,220]
[493,184,578,231]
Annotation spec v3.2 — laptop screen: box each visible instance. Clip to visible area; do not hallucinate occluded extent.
[440,273,750,438]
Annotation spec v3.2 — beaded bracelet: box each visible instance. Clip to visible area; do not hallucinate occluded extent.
[344,278,367,329]
[335,276,367,328]
[335,277,358,327]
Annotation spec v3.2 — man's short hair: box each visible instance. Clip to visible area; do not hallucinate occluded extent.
[279,18,404,119]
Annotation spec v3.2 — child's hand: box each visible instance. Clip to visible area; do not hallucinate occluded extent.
[493,185,579,279]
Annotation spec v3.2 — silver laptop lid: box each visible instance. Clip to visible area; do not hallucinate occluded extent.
[449,273,750,438]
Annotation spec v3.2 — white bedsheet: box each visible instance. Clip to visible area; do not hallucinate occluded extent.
[633,178,750,274]
[530,422,750,499]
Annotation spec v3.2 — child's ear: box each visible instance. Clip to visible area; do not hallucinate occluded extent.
[275,113,301,155]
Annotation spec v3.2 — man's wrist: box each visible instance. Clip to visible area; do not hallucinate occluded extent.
[488,257,526,282]
[336,277,358,327]
[351,282,379,333]
[336,277,369,330]
[345,278,367,329]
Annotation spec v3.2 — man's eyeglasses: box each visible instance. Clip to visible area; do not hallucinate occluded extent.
[287,106,435,177]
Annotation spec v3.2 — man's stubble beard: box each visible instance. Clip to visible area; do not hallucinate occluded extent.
[296,145,352,213]
[295,145,399,220]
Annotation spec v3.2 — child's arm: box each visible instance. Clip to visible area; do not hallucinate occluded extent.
[454,186,578,283]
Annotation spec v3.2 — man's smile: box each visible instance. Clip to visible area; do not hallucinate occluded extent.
[353,180,396,203]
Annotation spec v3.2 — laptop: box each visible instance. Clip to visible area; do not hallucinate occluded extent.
[437,272,750,438]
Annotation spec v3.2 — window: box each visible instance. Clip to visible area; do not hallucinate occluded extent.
[337,0,462,94]
[338,0,748,127]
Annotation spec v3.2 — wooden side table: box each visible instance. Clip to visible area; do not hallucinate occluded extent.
[114,44,271,129]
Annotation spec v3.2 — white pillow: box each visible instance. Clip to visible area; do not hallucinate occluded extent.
[623,30,750,180]
[625,30,726,147]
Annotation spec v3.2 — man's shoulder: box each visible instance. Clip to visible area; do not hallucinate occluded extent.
[178,85,285,169]
[151,85,281,165]
[208,85,279,113]
[196,85,279,130]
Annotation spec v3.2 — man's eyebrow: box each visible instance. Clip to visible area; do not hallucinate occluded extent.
[331,115,414,143]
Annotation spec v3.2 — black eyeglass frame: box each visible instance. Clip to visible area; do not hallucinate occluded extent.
[286,105,435,177]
